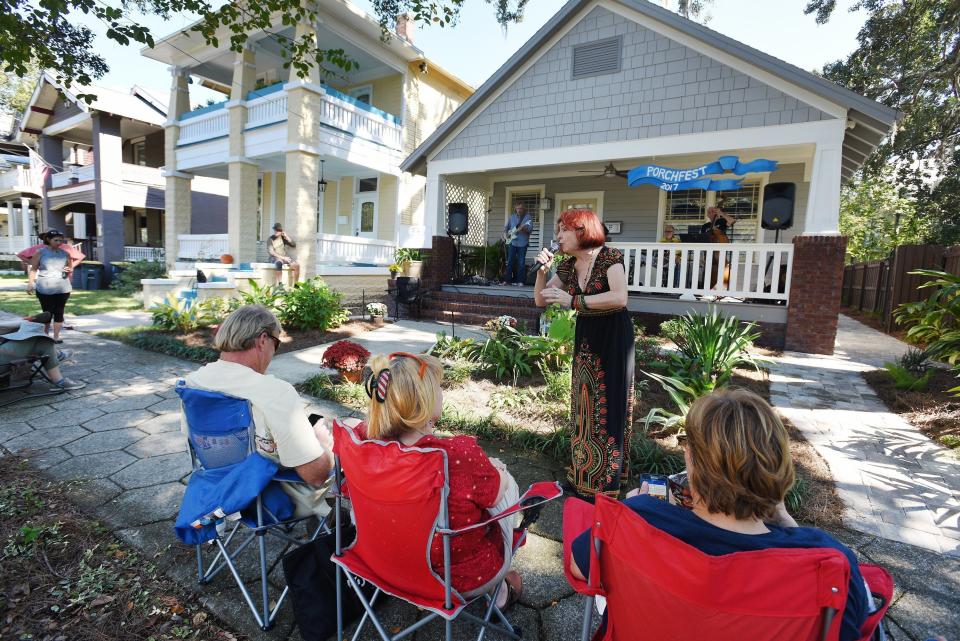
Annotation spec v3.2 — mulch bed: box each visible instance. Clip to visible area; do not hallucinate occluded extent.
[0,457,245,641]
[863,367,960,451]
[177,320,378,355]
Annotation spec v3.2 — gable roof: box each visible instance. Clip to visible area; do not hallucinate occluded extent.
[18,72,168,140]
[401,0,899,179]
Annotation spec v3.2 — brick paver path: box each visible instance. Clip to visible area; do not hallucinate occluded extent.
[771,314,960,557]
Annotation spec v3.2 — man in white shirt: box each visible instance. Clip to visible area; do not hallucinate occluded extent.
[182,305,333,517]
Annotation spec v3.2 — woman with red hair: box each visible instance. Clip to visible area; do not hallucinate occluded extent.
[534,209,634,498]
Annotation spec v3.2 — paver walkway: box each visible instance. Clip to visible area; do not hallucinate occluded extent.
[2,311,958,638]
[770,314,960,557]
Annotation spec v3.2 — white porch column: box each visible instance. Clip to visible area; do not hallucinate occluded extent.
[803,120,846,235]
[424,168,443,242]
[165,67,193,269]
[20,197,31,246]
[226,46,258,264]
[5,201,14,237]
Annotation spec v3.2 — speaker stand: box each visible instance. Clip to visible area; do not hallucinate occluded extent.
[763,228,781,294]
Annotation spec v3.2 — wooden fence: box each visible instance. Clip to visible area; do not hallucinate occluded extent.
[842,244,960,330]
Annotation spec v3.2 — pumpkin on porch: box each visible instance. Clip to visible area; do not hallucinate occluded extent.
[220,254,234,264]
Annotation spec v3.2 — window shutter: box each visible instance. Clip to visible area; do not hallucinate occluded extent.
[572,37,622,79]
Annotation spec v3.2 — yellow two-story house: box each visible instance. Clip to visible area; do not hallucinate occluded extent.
[142,1,472,295]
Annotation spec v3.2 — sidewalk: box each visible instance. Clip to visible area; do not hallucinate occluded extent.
[770,314,960,557]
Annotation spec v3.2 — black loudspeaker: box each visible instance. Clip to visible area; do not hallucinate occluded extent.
[761,182,795,230]
[447,203,469,236]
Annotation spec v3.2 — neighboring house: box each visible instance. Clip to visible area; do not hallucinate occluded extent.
[0,114,42,261]
[16,73,228,268]
[402,0,899,354]
[141,1,472,296]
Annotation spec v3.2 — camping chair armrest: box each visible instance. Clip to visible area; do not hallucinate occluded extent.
[438,481,562,536]
[273,468,306,483]
[562,497,598,594]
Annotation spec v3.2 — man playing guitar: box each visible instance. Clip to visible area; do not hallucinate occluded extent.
[502,203,533,285]
[701,206,735,288]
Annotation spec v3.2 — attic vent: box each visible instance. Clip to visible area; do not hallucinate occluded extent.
[572,37,622,79]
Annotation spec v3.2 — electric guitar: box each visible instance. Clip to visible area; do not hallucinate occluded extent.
[504,218,530,244]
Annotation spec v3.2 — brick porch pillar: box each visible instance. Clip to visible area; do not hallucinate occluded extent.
[424,235,454,290]
[785,235,847,354]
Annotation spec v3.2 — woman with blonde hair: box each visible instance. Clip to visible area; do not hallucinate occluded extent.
[352,351,523,608]
[569,388,870,640]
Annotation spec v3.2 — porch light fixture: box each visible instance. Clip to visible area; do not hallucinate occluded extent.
[317,159,327,194]
[539,197,553,211]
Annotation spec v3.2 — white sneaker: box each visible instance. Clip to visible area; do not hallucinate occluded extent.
[56,349,73,363]
[54,377,86,391]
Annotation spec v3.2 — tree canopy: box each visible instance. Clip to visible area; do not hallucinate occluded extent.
[805,0,960,246]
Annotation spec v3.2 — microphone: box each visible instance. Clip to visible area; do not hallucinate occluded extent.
[530,240,560,275]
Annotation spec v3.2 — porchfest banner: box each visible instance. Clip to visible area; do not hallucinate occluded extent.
[627,155,778,192]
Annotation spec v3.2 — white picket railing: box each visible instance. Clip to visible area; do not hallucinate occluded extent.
[315,233,395,266]
[124,246,166,262]
[174,87,402,151]
[246,91,288,129]
[177,234,229,260]
[121,163,164,186]
[319,90,402,150]
[0,165,31,193]
[0,236,33,255]
[177,109,229,146]
[608,242,794,302]
[50,164,96,188]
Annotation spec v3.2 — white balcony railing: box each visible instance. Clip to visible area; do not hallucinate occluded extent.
[0,236,34,256]
[177,234,229,260]
[0,165,34,194]
[177,109,229,146]
[176,86,402,151]
[246,91,288,129]
[609,242,794,303]
[124,246,166,262]
[121,163,164,186]
[315,233,395,266]
[50,164,95,189]
[318,90,402,150]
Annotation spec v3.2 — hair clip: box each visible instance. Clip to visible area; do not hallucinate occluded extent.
[363,366,391,403]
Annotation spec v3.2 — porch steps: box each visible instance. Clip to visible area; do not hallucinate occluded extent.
[421,290,542,330]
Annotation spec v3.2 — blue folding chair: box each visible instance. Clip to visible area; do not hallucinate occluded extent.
[175,381,328,630]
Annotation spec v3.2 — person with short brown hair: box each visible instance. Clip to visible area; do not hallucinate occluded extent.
[569,388,870,641]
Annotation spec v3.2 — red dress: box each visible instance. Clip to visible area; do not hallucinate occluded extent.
[353,425,504,592]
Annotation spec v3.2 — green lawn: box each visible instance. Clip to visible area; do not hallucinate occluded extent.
[0,283,143,316]
[0,273,26,279]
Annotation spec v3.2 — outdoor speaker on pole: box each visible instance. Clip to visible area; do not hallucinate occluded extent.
[761,182,795,230]
[447,203,469,236]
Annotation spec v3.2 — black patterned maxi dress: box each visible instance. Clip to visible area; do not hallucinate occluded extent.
[557,246,636,498]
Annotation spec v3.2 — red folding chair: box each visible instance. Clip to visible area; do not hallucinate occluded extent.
[563,496,894,641]
[331,419,563,641]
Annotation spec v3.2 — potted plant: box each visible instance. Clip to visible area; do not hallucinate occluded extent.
[388,263,402,277]
[396,248,423,278]
[366,302,388,326]
[220,253,234,265]
[321,340,371,383]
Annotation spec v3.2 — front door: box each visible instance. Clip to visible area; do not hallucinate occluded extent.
[352,176,378,238]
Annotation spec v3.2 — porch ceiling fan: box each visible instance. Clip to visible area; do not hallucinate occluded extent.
[578,162,628,179]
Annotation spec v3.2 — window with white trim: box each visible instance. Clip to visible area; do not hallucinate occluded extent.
[715,183,761,243]
[664,189,707,236]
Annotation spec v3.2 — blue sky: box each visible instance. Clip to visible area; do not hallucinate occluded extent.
[81,0,867,104]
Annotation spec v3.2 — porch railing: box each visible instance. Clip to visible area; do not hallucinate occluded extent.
[318,89,402,150]
[177,234,228,260]
[0,236,34,256]
[0,165,34,193]
[50,164,96,189]
[121,163,164,186]
[124,246,166,262]
[246,91,288,130]
[315,233,395,266]
[177,108,230,146]
[609,242,794,302]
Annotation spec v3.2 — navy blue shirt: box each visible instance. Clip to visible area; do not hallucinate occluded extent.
[572,496,868,641]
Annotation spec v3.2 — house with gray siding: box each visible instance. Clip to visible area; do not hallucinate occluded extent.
[402,0,899,354]
[16,73,228,270]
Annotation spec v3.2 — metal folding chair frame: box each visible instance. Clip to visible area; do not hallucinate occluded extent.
[332,448,560,641]
[182,391,328,631]
[0,354,64,408]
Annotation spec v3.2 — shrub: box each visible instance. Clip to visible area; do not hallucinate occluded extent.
[302,373,367,408]
[483,315,518,333]
[109,260,166,295]
[633,320,661,365]
[882,363,931,391]
[478,325,537,384]
[430,333,482,361]
[127,331,219,363]
[151,295,217,332]
[895,269,960,365]
[237,280,285,313]
[278,277,349,330]
[442,360,476,387]
[321,340,370,372]
[366,302,387,317]
[659,318,684,342]
[898,348,929,377]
